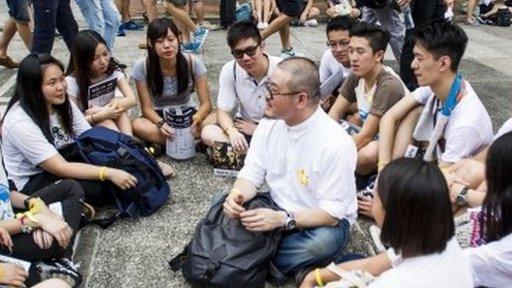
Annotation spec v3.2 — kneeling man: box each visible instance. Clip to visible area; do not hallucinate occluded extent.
[223,57,357,275]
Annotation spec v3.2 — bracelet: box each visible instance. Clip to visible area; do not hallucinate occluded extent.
[192,114,202,125]
[377,161,389,171]
[99,166,108,181]
[156,119,165,128]
[315,268,324,287]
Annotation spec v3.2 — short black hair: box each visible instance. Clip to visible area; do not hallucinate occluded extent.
[349,22,390,53]
[378,158,454,258]
[227,21,262,49]
[326,16,356,34]
[413,20,468,72]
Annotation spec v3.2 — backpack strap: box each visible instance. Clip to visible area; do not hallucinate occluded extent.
[233,61,238,99]
[187,54,195,93]
[169,244,190,271]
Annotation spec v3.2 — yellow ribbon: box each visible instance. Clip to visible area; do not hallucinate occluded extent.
[297,168,309,186]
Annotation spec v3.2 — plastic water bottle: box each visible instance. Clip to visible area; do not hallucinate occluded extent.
[402,4,415,30]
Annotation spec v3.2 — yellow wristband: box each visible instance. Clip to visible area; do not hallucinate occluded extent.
[378,161,389,171]
[192,114,202,125]
[24,211,39,225]
[99,166,108,181]
[28,198,44,214]
[315,268,324,287]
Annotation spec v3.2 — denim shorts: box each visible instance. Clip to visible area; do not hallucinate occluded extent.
[6,0,30,23]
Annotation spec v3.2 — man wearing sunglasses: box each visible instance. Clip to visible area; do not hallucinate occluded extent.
[319,16,356,110]
[201,21,282,154]
[328,22,408,177]
[223,57,357,278]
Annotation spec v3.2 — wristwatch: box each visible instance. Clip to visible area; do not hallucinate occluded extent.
[284,211,296,231]
[456,187,469,206]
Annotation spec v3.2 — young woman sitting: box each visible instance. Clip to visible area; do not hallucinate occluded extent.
[131,18,213,152]
[1,54,137,207]
[67,29,137,136]
[300,158,473,288]
[464,131,512,287]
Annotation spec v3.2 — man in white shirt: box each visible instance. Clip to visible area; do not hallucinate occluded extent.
[379,20,493,170]
[319,16,354,105]
[201,21,282,153]
[222,57,357,276]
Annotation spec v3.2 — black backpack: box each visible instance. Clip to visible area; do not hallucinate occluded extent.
[169,193,286,288]
[497,8,511,27]
[76,127,170,219]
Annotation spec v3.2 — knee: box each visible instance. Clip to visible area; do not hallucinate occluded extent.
[58,179,85,199]
[303,228,344,259]
[36,278,72,288]
[131,118,145,134]
[201,124,226,147]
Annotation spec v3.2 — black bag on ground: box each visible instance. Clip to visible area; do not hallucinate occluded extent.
[496,8,511,26]
[169,193,286,288]
[75,126,170,219]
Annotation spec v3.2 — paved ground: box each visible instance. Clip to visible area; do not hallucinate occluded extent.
[1,2,512,288]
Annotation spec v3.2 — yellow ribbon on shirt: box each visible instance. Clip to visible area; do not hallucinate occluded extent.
[297,168,309,186]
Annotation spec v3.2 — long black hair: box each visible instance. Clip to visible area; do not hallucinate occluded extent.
[4,54,74,143]
[378,158,455,258]
[68,29,118,111]
[146,18,189,98]
[482,131,512,242]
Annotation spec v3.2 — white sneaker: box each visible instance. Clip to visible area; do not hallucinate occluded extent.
[280,48,303,59]
[304,19,318,27]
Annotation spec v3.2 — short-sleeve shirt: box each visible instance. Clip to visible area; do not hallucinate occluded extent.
[216,55,282,121]
[0,149,14,220]
[2,101,91,190]
[494,117,512,141]
[319,49,351,98]
[339,66,407,121]
[130,55,207,109]
[412,82,493,163]
[65,70,125,110]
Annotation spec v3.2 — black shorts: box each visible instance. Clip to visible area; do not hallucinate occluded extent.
[276,0,302,17]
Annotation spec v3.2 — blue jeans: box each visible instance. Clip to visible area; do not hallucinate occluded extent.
[31,0,78,54]
[74,0,121,51]
[274,219,350,274]
[6,0,30,22]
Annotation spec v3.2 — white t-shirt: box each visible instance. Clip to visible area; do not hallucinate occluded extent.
[238,108,358,223]
[412,82,493,163]
[65,70,125,110]
[2,101,91,190]
[464,233,512,287]
[494,117,512,141]
[319,50,351,98]
[371,238,474,288]
[217,55,282,121]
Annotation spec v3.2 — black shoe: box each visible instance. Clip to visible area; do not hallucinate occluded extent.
[35,259,83,288]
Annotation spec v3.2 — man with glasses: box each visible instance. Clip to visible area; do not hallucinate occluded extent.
[328,22,408,177]
[222,57,357,279]
[201,21,282,153]
[319,16,355,110]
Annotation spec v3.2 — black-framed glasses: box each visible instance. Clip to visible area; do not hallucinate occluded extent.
[326,40,350,49]
[264,82,302,100]
[231,44,260,59]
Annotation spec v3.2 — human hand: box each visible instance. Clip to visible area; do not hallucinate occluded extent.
[32,229,54,250]
[234,119,257,136]
[85,106,102,115]
[34,213,72,248]
[240,208,286,231]
[358,197,374,219]
[160,122,176,141]
[107,168,138,190]
[96,106,123,121]
[223,190,247,218]
[227,129,249,153]
[0,227,12,252]
[0,263,28,287]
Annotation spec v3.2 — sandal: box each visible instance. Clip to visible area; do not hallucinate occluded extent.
[0,56,19,69]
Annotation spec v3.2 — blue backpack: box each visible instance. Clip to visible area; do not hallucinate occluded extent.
[75,126,170,219]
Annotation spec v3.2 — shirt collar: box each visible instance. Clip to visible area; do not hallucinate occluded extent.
[286,107,323,136]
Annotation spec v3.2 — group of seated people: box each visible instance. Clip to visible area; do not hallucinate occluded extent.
[0,11,510,287]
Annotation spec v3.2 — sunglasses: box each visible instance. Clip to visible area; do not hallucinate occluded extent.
[231,44,260,59]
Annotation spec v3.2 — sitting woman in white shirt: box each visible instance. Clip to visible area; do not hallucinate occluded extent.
[464,131,512,287]
[1,54,137,207]
[300,158,473,288]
